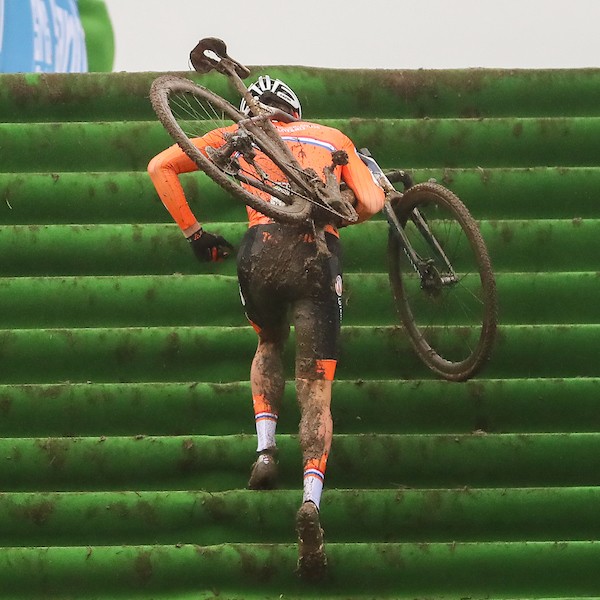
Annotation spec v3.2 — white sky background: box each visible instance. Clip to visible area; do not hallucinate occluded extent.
[103,0,600,72]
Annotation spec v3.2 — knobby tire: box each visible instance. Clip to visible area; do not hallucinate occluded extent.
[388,182,497,381]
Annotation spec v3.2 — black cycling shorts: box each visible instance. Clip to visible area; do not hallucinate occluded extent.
[237,223,343,373]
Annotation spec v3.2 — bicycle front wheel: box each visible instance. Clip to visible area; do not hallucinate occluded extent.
[388,182,497,381]
[150,75,311,224]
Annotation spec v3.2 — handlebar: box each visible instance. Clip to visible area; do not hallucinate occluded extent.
[384,169,414,190]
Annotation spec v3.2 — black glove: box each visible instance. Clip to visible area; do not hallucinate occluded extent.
[187,229,233,262]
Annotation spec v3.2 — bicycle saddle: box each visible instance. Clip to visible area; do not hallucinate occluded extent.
[190,37,251,79]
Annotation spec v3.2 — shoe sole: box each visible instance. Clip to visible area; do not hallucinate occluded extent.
[296,503,327,580]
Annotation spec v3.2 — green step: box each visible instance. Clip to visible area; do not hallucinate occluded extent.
[2,167,600,225]
[415,166,600,220]
[1,378,600,438]
[4,69,600,121]
[1,542,600,598]
[331,116,600,169]
[2,66,600,600]
[0,223,240,277]
[2,433,600,492]
[0,171,241,225]
[0,324,597,384]
[0,272,595,328]
[3,117,600,173]
[0,275,248,329]
[0,121,171,173]
[0,220,596,276]
[2,487,600,546]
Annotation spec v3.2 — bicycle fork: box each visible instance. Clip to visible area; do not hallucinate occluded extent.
[361,148,458,291]
[384,201,458,292]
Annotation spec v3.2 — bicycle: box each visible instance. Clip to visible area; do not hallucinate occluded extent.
[359,151,497,381]
[149,38,498,382]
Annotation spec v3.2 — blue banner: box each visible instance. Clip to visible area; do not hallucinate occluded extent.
[0,0,88,72]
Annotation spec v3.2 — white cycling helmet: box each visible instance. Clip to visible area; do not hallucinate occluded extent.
[239,75,302,119]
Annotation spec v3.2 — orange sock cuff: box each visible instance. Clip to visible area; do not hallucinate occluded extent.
[252,393,278,419]
[296,358,337,381]
[316,359,337,381]
[304,454,328,476]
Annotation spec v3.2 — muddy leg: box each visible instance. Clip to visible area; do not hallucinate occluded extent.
[251,336,286,427]
[297,377,333,505]
[295,376,332,580]
[248,335,286,490]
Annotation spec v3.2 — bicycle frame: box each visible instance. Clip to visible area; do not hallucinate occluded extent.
[359,149,458,290]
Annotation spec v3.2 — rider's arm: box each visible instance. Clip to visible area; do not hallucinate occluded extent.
[339,137,385,223]
[147,128,230,236]
[148,143,200,236]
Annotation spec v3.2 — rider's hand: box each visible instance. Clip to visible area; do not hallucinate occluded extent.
[187,228,233,262]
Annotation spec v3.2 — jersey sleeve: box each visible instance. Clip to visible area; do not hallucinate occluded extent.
[339,136,385,223]
[147,127,232,232]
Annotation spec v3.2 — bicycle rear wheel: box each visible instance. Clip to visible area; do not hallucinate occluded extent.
[150,75,311,224]
[388,182,497,381]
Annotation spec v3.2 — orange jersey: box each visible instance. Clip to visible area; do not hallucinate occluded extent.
[148,120,385,233]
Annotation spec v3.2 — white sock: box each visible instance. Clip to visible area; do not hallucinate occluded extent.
[255,413,277,453]
[302,468,324,510]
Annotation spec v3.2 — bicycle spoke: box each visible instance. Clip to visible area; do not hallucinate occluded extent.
[169,91,232,142]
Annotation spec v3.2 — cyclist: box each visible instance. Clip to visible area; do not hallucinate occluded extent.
[147,74,385,579]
